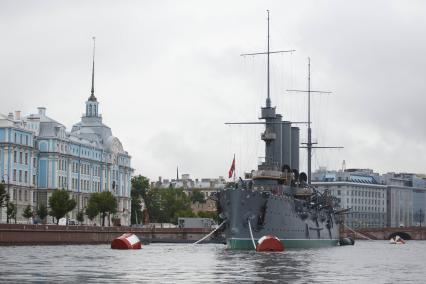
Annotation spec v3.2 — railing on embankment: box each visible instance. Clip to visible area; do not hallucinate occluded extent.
[0,224,219,245]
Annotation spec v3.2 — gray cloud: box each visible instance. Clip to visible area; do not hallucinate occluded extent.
[1,0,425,181]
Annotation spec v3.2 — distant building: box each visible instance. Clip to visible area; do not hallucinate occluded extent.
[312,167,426,228]
[0,56,133,225]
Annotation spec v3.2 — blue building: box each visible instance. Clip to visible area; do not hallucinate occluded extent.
[0,64,132,225]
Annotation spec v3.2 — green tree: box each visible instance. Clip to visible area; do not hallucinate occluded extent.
[86,191,117,226]
[190,189,206,204]
[0,183,11,223]
[0,183,8,208]
[131,175,150,224]
[76,210,85,224]
[22,205,33,222]
[36,203,48,223]
[144,188,163,223]
[85,203,98,222]
[48,190,77,225]
[145,187,193,224]
[7,202,16,223]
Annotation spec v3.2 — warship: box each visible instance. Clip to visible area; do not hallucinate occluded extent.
[216,11,344,250]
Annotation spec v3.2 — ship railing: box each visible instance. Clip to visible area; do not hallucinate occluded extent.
[252,169,289,180]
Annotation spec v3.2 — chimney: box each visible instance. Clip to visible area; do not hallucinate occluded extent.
[15,111,21,120]
[38,107,46,116]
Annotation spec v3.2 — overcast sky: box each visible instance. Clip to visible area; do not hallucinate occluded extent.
[1,0,425,181]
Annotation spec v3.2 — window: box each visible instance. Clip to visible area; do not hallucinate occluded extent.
[25,153,28,165]
[33,175,36,185]
[24,190,27,201]
[24,171,28,183]
[13,151,17,163]
[19,170,22,182]
[19,152,22,164]
[18,190,22,201]
[13,169,16,181]
[25,136,28,145]
[33,158,37,168]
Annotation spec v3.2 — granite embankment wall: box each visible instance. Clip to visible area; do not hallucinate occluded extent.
[0,224,214,245]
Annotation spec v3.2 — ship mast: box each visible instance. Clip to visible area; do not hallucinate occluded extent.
[287,59,342,184]
[241,10,295,109]
[266,10,271,107]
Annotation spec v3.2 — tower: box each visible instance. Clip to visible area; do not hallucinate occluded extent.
[85,36,99,118]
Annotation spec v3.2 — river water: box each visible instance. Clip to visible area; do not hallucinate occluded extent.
[0,241,425,283]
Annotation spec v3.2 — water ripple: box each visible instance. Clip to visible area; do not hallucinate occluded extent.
[1,241,426,283]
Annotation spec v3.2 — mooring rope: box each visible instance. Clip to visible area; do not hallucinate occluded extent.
[247,218,257,250]
[193,220,227,245]
[343,223,372,240]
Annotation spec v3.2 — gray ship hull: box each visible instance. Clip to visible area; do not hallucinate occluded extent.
[218,187,341,250]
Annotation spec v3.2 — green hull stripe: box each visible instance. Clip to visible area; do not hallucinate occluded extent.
[227,238,339,250]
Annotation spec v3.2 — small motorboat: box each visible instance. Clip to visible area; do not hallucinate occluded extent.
[389,235,405,244]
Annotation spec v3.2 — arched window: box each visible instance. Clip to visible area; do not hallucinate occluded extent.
[88,105,92,116]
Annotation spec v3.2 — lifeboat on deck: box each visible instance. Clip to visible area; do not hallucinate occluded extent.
[111,233,142,249]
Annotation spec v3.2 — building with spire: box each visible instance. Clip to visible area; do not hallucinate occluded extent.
[0,39,133,225]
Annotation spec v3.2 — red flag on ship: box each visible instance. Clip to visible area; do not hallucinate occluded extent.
[228,155,235,178]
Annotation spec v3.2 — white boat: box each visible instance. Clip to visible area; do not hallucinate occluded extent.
[389,235,405,244]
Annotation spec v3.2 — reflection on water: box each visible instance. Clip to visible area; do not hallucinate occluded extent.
[0,241,425,283]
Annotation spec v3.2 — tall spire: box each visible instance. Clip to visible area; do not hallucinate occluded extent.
[89,36,97,102]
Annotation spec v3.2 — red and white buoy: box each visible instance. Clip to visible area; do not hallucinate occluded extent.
[256,235,284,252]
[111,233,142,250]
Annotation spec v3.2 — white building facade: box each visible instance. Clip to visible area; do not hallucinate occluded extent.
[0,89,132,225]
[312,168,426,228]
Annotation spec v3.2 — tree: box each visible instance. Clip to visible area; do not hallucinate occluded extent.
[48,190,77,225]
[36,203,48,223]
[0,183,8,208]
[85,203,98,222]
[145,187,193,224]
[22,205,33,222]
[131,175,150,224]
[76,210,85,224]
[0,183,11,223]
[86,191,117,226]
[190,189,206,204]
[6,202,16,223]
